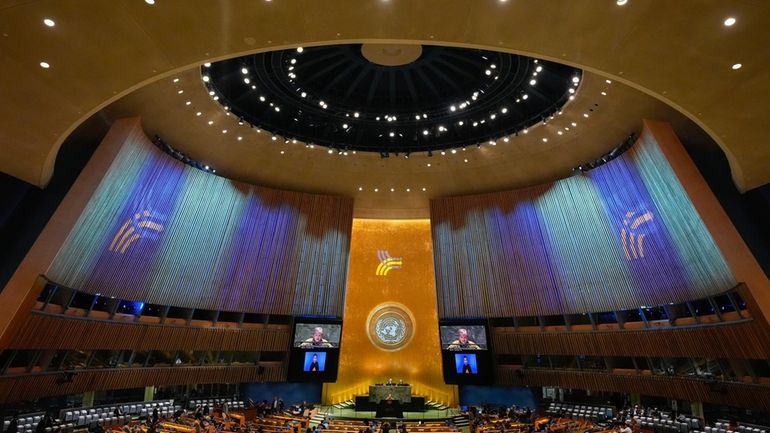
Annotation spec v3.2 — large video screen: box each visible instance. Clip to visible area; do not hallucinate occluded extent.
[440,320,492,384]
[293,323,342,348]
[288,318,342,383]
[439,325,488,350]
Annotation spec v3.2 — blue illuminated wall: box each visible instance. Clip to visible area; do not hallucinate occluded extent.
[431,129,735,317]
[47,129,352,316]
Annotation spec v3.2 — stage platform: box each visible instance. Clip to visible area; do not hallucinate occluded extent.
[314,404,462,421]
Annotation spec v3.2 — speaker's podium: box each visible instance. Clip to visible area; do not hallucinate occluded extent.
[354,383,425,415]
[376,398,403,418]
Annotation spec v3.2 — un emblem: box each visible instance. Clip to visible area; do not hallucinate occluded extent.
[366,303,415,351]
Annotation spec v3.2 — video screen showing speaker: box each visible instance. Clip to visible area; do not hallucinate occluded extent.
[288,318,341,382]
[439,320,492,384]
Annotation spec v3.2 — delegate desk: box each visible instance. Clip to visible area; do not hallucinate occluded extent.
[369,384,411,403]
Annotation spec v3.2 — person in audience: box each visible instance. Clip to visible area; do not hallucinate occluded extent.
[300,327,333,348]
[619,421,633,433]
[447,328,481,350]
[114,405,125,417]
[151,407,159,425]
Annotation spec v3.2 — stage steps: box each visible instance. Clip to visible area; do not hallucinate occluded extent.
[452,414,471,429]
[426,400,449,411]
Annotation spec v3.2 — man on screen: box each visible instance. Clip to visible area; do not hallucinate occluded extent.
[300,326,333,348]
[447,328,481,350]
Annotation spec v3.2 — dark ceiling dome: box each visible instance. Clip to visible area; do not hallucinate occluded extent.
[204,44,582,154]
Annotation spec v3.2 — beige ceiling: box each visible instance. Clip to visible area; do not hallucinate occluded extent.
[1,1,768,217]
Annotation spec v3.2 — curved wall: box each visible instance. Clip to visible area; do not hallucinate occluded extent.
[432,126,735,317]
[46,121,352,316]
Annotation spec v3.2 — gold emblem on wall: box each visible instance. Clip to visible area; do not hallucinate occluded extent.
[366,303,415,351]
[376,250,402,276]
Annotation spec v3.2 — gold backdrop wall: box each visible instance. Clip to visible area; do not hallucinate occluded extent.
[324,219,457,406]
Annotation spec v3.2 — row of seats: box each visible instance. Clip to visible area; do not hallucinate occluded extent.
[638,418,696,433]
[2,414,76,433]
[735,424,769,433]
[546,403,613,421]
[61,400,176,425]
[188,398,244,410]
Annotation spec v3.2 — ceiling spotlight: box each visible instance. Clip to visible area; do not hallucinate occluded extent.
[529,79,537,85]
[536,66,543,72]
[450,105,457,112]
[244,78,250,84]
[354,112,360,118]
[374,188,379,192]
[203,63,211,67]
[731,63,742,70]
[440,151,446,156]
[724,17,736,26]
[583,113,589,118]
[464,159,469,163]
[542,138,548,142]
[458,121,464,126]
[501,107,508,114]
[196,112,202,116]
[451,149,457,154]
[571,122,577,126]
[271,135,277,141]
[327,149,333,154]
[296,47,304,53]
[485,69,492,76]
[222,129,227,134]
[185,101,191,105]
[241,67,248,74]
[616,0,627,5]
[358,187,363,191]
[389,132,395,137]
[522,94,529,100]
[490,114,497,120]
[39,61,50,69]
[415,115,421,120]
[605,79,612,84]
[423,114,428,119]
[423,129,429,136]
[274,106,280,112]
[503,137,509,142]
[572,76,580,83]
[144,0,155,4]
[177,89,184,94]
[43,18,55,27]
[259,95,266,101]
[601,91,607,96]
[208,120,214,125]
[422,187,427,191]
[237,136,243,141]
[568,88,575,94]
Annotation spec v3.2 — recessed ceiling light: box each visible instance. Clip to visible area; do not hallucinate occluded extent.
[358,187,363,191]
[185,101,191,105]
[731,63,742,70]
[296,47,304,53]
[542,138,548,142]
[390,188,395,192]
[571,122,577,127]
[422,187,427,191]
[605,79,612,84]
[601,91,607,96]
[451,149,457,154]
[427,163,431,167]
[237,136,243,141]
[144,0,155,4]
[406,188,411,192]
[724,17,736,26]
[557,131,563,135]
[203,62,211,67]
[616,0,627,5]
[583,113,589,118]
[501,107,508,114]
[222,129,227,134]
[39,61,50,69]
[177,89,183,94]
[173,78,180,83]
[529,79,537,85]
[208,120,213,125]
[43,18,55,27]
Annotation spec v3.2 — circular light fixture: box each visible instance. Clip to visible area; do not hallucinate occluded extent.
[144,0,155,4]
[296,47,304,53]
[39,61,50,69]
[724,17,736,26]
[43,18,55,27]
[731,63,742,70]
[616,0,628,5]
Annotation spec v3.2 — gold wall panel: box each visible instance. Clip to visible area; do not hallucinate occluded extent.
[324,219,457,406]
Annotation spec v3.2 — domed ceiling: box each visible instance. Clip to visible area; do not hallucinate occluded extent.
[203,44,581,154]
